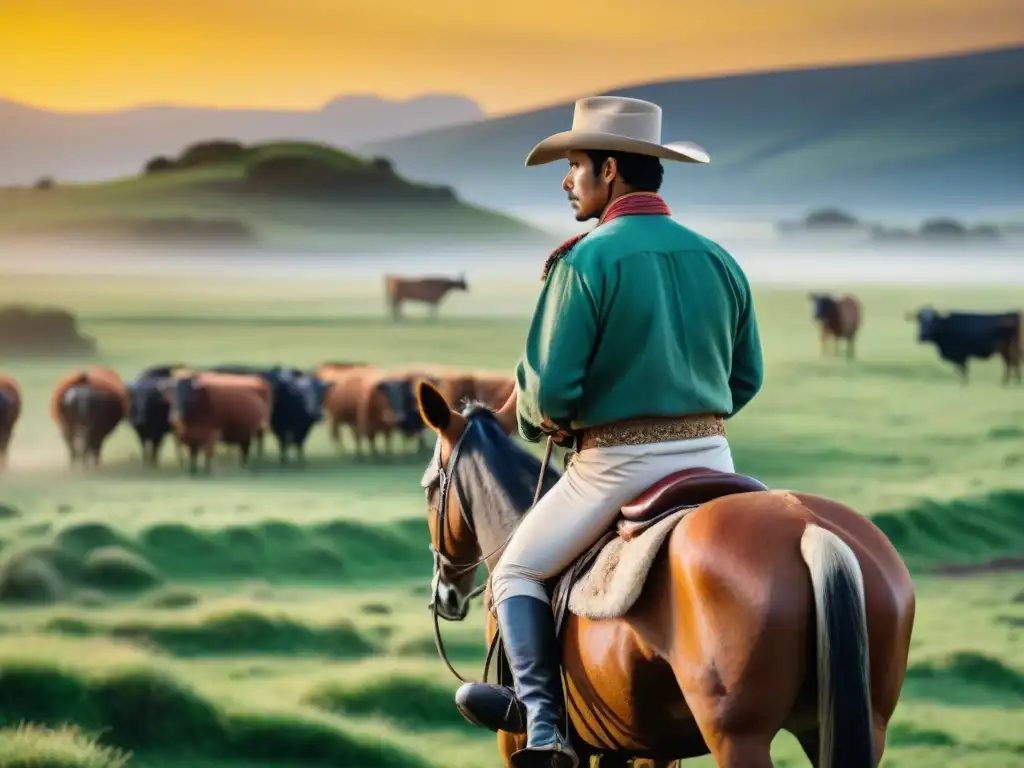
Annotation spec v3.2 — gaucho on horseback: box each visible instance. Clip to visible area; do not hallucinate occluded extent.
[463,96,764,767]
[418,93,914,768]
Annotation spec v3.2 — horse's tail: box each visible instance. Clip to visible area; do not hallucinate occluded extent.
[799,523,875,768]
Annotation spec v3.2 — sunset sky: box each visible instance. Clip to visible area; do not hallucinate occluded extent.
[2,0,1022,115]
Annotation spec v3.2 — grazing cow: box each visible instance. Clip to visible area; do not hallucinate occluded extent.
[384,274,467,320]
[263,366,333,465]
[909,307,1023,384]
[127,364,187,467]
[320,366,421,456]
[319,365,374,450]
[0,374,22,470]
[374,376,429,452]
[206,364,332,464]
[164,372,270,475]
[809,292,862,360]
[50,367,130,468]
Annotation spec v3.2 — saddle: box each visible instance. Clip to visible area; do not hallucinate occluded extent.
[548,467,767,635]
[485,467,769,735]
[616,466,768,541]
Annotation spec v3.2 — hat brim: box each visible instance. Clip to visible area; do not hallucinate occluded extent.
[524,131,710,167]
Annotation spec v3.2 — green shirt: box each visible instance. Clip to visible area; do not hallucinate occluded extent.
[516,213,764,442]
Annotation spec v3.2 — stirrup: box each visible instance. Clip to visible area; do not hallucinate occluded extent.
[510,738,579,768]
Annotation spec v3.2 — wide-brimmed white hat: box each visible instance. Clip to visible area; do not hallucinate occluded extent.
[525,95,710,167]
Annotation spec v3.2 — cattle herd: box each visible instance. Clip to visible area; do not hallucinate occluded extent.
[0,363,514,475]
[0,296,1020,474]
[812,293,1023,384]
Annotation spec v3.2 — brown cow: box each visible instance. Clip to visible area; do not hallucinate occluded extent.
[163,371,270,475]
[321,365,434,456]
[322,366,395,456]
[384,274,467,320]
[50,367,131,468]
[809,292,862,360]
[0,374,22,470]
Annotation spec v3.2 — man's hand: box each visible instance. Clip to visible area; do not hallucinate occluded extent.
[540,416,575,448]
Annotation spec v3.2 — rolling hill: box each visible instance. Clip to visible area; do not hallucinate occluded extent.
[358,46,1024,217]
[0,93,486,187]
[0,140,547,250]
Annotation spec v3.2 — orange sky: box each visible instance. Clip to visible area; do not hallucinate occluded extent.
[2,0,1022,114]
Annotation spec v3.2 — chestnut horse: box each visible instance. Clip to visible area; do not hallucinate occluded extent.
[415,381,915,768]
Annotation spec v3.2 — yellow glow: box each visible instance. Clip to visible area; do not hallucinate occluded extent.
[1,0,1021,113]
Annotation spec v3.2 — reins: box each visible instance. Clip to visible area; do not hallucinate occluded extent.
[431,430,555,684]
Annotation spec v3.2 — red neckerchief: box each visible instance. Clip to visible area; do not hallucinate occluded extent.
[540,192,671,280]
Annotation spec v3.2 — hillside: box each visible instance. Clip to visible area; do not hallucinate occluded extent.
[0,93,485,186]
[0,140,547,250]
[359,46,1024,217]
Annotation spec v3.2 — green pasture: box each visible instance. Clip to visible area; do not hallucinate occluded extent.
[0,273,1022,768]
[0,141,544,248]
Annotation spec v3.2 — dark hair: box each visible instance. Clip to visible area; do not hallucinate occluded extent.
[584,150,664,193]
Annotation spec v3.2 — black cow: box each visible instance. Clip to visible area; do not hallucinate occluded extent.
[265,366,333,464]
[910,308,1022,384]
[127,364,185,467]
[376,377,426,452]
[204,364,333,464]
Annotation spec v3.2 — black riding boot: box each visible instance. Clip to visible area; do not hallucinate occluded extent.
[496,595,578,768]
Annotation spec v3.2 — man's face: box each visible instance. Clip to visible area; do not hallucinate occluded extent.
[562,150,615,222]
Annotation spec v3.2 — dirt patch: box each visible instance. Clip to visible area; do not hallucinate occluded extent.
[932,556,1024,577]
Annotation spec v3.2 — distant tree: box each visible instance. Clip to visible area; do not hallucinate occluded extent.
[969,223,1001,239]
[803,208,859,229]
[244,155,342,194]
[34,176,55,190]
[920,218,966,238]
[144,156,175,174]
[176,140,247,168]
[370,156,395,174]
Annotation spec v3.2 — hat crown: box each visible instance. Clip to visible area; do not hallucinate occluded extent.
[570,96,662,144]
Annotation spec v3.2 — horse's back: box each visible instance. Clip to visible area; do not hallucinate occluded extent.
[675,489,913,617]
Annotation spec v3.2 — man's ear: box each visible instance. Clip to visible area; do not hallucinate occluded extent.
[602,156,618,185]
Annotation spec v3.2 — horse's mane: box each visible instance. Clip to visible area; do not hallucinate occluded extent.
[459,401,560,517]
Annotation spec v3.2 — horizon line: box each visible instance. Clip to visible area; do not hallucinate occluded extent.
[3,41,1019,119]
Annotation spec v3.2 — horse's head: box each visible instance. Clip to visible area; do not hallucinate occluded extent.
[416,379,549,622]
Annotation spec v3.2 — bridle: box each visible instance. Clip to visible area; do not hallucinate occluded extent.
[428,417,553,684]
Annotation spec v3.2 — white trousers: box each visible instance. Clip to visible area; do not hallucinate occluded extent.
[490,435,735,608]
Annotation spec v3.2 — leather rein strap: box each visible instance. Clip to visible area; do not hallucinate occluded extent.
[431,428,554,684]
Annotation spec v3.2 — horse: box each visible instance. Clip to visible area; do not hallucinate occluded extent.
[414,380,915,768]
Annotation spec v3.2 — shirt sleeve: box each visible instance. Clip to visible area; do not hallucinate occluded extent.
[728,273,764,417]
[515,257,600,439]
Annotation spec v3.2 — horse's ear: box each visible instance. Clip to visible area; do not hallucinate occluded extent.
[416,379,454,433]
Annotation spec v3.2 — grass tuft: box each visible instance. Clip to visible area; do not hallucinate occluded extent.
[0,723,131,768]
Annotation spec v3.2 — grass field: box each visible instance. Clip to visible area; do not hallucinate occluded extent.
[0,272,1022,767]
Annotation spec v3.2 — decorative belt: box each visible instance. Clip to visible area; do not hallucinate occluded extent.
[575,413,725,452]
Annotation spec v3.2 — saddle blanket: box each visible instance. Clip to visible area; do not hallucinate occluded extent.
[568,506,695,620]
